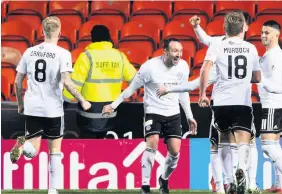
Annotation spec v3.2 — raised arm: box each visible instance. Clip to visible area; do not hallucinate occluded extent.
[190,16,214,46]
[103,63,151,115]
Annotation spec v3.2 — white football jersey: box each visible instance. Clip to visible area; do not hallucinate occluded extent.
[16,42,73,117]
[135,56,190,116]
[205,37,260,107]
[258,45,282,108]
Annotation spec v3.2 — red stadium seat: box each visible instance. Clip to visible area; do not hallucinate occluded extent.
[119,47,149,67]
[1,20,34,54]
[6,1,48,30]
[35,21,76,51]
[191,66,201,77]
[131,1,172,30]
[71,48,84,65]
[251,95,260,103]
[252,84,258,95]
[213,1,256,21]
[152,48,192,69]
[1,1,9,21]
[246,21,263,41]
[89,1,130,31]
[161,20,198,57]
[256,15,282,24]
[48,1,88,30]
[256,1,282,22]
[172,1,214,29]
[206,20,225,37]
[77,19,120,48]
[1,75,11,101]
[118,21,160,57]
[193,48,207,68]
[1,67,16,87]
[137,87,144,102]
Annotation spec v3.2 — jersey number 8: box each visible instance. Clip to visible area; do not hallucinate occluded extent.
[35,59,46,82]
[228,55,247,79]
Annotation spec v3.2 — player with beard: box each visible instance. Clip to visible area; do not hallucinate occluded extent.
[103,38,197,194]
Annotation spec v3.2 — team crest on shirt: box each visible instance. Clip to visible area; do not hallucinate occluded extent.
[177,72,183,80]
[39,45,44,49]
[228,41,234,45]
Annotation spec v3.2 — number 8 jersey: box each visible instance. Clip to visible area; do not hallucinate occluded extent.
[16,42,73,117]
[204,37,260,107]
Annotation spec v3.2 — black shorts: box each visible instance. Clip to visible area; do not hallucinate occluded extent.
[212,105,254,135]
[260,108,282,134]
[25,115,65,139]
[144,113,182,143]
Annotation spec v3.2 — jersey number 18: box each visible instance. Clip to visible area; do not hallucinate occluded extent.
[35,59,46,82]
[228,55,247,79]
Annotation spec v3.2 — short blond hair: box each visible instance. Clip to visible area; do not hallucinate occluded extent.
[224,11,245,37]
[42,16,61,39]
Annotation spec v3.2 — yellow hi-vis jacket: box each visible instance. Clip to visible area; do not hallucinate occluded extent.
[63,42,136,103]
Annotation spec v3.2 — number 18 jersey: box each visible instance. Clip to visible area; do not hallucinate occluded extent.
[16,42,73,117]
[204,37,260,107]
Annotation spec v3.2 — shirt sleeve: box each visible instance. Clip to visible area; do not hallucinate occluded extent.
[204,44,218,64]
[16,50,28,74]
[60,50,73,73]
[178,64,193,119]
[252,46,261,71]
[111,64,149,109]
[194,25,214,46]
[121,52,137,82]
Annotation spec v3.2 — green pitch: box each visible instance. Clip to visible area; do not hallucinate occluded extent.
[1,190,273,194]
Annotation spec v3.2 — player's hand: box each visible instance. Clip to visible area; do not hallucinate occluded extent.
[198,95,210,107]
[102,104,114,118]
[189,15,200,28]
[18,105,24,115]
[81,100,91,111]
[156,85,168,97]
[188,118,198,135]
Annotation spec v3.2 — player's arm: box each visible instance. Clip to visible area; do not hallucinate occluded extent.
[103,63,150,114]
[178,65,197,135]
[251,47,261,83]
[121,52,137,84]
[15,50,28,114]
[199,45,217,107]
[258,69,282,93]
[63,52,90,102]
[190,16,214,46]
[61,52,91,111]
[159,66,218,95]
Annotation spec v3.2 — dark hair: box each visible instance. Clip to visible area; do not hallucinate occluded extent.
[163,38,180,50]
[263,20,281,31]
[240,11,250,25]
[224,11,245,37]
[91,25,112,42]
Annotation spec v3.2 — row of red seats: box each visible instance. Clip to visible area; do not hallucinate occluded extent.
[2,1,282,30]
[2,16,279,62]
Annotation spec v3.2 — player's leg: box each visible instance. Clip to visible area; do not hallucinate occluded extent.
[229,134,238,179]
[159,114,182,194]
[209,124,224,193]
[212,106,236,193]
[141,114,161,194]
[260,109,282,174]
[248,133,261,193]
[219,131,236,194]
[232,106,254,194]
[10,116,43,162]
[43,116,65,194]
[275,138,282,193]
